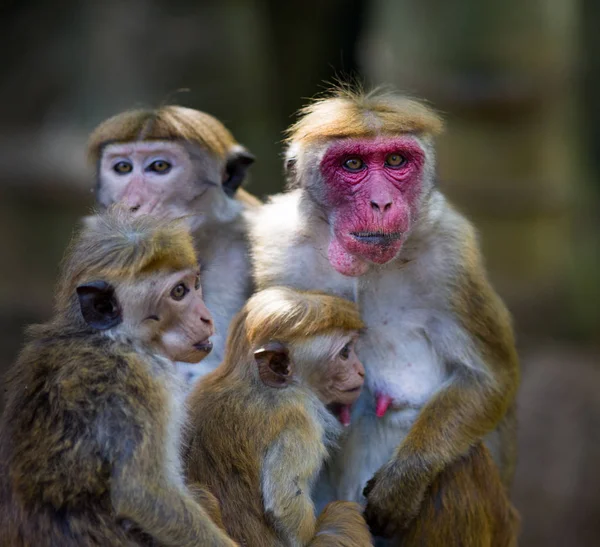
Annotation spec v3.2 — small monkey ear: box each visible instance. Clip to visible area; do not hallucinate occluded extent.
[254,341,292,388]
[223,146,255,197]
[76,281,122,330]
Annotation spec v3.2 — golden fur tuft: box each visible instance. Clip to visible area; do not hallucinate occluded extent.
[286,86,444,145]
[87,105,238,163]
[56,206,197,310]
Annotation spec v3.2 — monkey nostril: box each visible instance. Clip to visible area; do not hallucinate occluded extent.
[130,205,141,213]
[370,201,393,213]
[370,201,380,211]
[201,316,212,325]
[383,202,392,212]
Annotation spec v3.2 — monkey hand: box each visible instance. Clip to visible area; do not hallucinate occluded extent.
[363,460,429,538]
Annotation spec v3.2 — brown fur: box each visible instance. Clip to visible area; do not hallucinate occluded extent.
[88,105,239,163]
[0,209,235,546]
[184,287,371,546]
[398,443,520,547]
[286,87,443,146]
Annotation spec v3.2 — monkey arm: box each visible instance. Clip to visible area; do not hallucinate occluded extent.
[261,430,321,545]
[112,464,237,546]
[309,501,373,546]
[364,261,519,537]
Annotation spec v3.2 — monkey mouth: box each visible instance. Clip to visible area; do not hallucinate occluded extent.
[193,340,213,354]
[351,231,402,246]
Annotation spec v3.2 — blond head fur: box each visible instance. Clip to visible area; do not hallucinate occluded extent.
[286,86,444,146]
[56,206,197,314]
[87,105,240,164]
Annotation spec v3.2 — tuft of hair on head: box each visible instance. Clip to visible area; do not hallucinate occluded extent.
[87,105,239,164]
[285,84,444,146]
[56,205,198,311]
[243,286,364,348]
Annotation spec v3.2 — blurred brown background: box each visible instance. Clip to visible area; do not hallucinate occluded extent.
[0,1,598,545]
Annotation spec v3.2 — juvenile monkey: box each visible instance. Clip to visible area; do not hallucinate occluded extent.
[184,287,372,547]
[88,105,259,382]
[249,87,520,539]
[0,209,236,546]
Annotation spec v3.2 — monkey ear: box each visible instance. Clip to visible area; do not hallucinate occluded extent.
[254,341,292,388]
[223,145,255,197]
[76,281,122,330]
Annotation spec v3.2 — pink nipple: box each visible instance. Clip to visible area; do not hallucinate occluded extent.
[375,394,392,418]
[339,405,352,426]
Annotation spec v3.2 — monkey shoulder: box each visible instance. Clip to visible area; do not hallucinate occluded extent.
[249,191,354,296]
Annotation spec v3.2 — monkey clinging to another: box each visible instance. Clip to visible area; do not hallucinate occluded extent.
[184,287,373,547]
[0,209,236,546]
[88,105,259,382]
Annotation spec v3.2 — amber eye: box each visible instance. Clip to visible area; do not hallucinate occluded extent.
[194,273,201,291]
[170,283,189,301]
[339,342,352,360]
[385,153,405,167]
[343,157,364,171]
[113,161,133,174]
[148,160,172,173]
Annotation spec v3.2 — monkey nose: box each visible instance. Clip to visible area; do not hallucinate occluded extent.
[370,200,393,213]
[129,205,141,213]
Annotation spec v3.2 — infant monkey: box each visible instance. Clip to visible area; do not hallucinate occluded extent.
[0,209,236,546]
[184,287,372,546]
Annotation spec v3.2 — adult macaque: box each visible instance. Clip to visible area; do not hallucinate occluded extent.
[184,287,372,546]
[249,88,520,539]
[0,209,236,546]
[88,105,259,382]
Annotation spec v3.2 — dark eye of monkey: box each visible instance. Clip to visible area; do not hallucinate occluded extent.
[147,160,172,174]
[343,157,364,171]
[339,342,352,360]
[114,161,133,174]
[170,283,189,301]
[194,273,201,291]
[385,153,405,167]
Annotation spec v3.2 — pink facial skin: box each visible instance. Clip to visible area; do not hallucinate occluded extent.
[320,137,425,276]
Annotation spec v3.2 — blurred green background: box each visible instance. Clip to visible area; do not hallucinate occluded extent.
[0,1,598,545]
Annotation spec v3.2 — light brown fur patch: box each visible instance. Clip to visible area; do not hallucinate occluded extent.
[286,87,444,145]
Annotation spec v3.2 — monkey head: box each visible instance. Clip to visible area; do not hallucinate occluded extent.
[88,106,254,225]
[285,89,443,277]
[254,332,364,406]
[61,210,215,364]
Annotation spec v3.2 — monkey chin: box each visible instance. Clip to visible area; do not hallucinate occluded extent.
[328,234,404,277]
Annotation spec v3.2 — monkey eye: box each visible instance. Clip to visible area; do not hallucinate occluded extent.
[145,314,160,322]
[194,273,201,291]
[339,342,352,360]
[147,160,172,174]
[113,161,133,174]
[385,153,405,168]
[343,157,364,171]
[170,282,189,301]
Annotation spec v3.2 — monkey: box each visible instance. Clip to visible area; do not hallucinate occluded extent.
[184,287,373,547]
[87,105,259,383]
[248,87,520,540]
[0,209,237,546]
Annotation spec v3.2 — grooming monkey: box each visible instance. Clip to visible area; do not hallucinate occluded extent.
[249,88,520,539]
[88,105,259,382]
[0,210,236,546]
[184,287,372,546]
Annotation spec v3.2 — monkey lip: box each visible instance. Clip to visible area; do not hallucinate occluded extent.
[193,340,213,353]
[343,386,363,393]
[350,231,403,246]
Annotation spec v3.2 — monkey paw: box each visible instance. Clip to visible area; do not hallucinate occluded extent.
[363,462,427,538]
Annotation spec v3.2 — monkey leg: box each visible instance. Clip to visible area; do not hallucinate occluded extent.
[396,443,520,547]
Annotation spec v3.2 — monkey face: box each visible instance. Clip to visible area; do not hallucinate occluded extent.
[97,141,223,221]
[318,136,426,276]
[143,268,215,363]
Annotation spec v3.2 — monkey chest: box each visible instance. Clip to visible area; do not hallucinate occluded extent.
[357,272,448,410]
